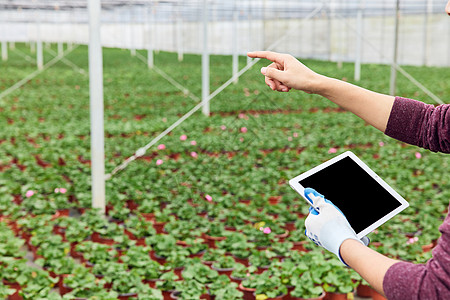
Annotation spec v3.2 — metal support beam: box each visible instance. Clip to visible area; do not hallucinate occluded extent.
[354,0,364,81]
[88,0,106,214]
[232,0,239,83]
[1,41,7,61]
[202,0,210,116]
[390,0,400,96]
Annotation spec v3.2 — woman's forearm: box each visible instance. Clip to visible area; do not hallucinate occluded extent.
[315,76,395,133]
[340,239,399,296]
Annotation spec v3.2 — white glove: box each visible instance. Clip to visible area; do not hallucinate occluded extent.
[304,188,368,265]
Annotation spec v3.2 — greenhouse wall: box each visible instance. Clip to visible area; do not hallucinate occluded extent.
[1,1,449,67]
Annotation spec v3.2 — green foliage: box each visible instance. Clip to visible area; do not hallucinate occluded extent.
[0,45,448,297]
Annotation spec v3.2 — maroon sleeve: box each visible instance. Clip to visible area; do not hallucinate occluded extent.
[383,96,450,298]
[384,97,450,153]
[383,210,450,299]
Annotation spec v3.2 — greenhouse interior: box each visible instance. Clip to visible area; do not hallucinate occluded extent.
[0,0,449,299]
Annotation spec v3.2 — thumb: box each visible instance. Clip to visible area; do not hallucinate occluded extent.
[261,66,287,83]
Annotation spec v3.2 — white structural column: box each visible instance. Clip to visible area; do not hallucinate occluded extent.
[232,0,239,83]
[88,0,106,213]
[422,0,432,66]
[36,14,44,70]
[1,41,7,61]
[146,5,154,69]
[176,6,184,62]
[354,0,364,81]
[202,0,210,116]
[390,0,400,96]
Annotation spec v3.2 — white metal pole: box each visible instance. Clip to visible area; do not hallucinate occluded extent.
[232,0,239,83]
[1,41,7,61]
[36,12,44,70]
[390,0,400,96]
[202,0,210,116]
[422,0,432,66]
[88,0,106,214]
[247,2,252,65]
[147,5,154,69]
[354,0,364,81]
[129,4,136,56]
[176,6,183,62]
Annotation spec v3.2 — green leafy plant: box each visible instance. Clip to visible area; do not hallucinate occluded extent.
[209,275,243,300]
[173,279,207,300]
[290,271,324,299]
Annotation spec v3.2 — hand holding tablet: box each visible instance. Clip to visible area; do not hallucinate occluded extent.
[289,151,409,239]
[303,187,365,264]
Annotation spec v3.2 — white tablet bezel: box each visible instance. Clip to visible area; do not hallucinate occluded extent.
[289,151,409,239]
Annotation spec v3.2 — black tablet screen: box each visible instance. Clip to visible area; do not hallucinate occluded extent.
[298,156,401,234]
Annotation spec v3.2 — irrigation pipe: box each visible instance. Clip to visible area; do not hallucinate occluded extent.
[105,4,324,180]
[0,45,79,102]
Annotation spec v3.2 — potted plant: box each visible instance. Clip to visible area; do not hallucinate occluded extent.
[64,219,91,258]
[0,281,16,299]
[113,234,137,256]
[321,259,358,300]
[108,204,131,224]
[209,275,243,300]
[184,238,208,258]
[286,229,310,252]
[155,271,180,300]
[110,269,146,299]
[18,268,58,299]
[230,263,252,284]
[182,260,219,286]
[249,249,276,273]
[91,221,124,245]
[164,249,190,279]
[203,222,227,248]
[62,289,119,299]
[253,272,288,300]
[136,287,163,300]
[60,265,104,296]
[171,279,208,300]
[211,255,237,278]
[137,199,160,221]
[0,228,26,258]
[269,241,293,259]
[91,260,127,289]
[74,241,118,266]
[289,271,325,300]
[201,248,226,267]
[146,234,187,264]
[152,211,176,234]
[124,215,156,246]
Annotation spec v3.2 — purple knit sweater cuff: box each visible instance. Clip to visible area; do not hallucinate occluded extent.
[384,96,428,146]
[385,96,450,153]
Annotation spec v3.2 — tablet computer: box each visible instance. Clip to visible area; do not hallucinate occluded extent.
[289,151,409,239]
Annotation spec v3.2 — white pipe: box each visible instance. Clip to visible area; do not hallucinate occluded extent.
[1,41,7,61]
[232,0,239,83]
[36,16,43,70]
[202,0,210,116]
[390,0,400,96]
[354,0,364,81]
[88,0,106,214]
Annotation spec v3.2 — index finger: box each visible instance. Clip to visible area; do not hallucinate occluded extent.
[247,51,286,65]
